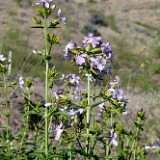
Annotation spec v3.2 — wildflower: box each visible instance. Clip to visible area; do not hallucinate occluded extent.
[121,98,129,114]
[82,33,102,48]
[85,73,94,82]
[68,108,84,119]
[60,106,67,111]
[98,102,104,109]
[74,86,82,100]
[112,88,123,100]
[64,41,77,60]
[51,4,56,10]
[58,9,62,17]
[19,77,24,88]
[60,74,65,80]
[97,58,106,71]
[0,54,6,62]
[122,110,128,116]
[61,17,66,24]
[109,128,118,146]
[55,122,63,140]
[75,54,87,66]
[90,56,106,71]
[66,74,80,85]
[32,50,37,54]
[54,88,64,103]
[101,42,112,54]
[35,0,53,8]
[109,76,124,100]
[145,146,151,150]
[58,8,66,24]
[44,103,52,107]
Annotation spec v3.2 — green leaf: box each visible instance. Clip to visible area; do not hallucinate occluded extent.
[85,44,92,52]
[35,7,44,17]
[69,49,80,55]
[91,47,102,54]
[48,19,60,28]
[30,26,44,28]
[47,33,61,44]
[32,17,42,25]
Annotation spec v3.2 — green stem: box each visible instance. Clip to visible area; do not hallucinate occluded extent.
[110,112,113,127]
[76,138,83,150]
[92,83,96,127]
[3,73,10,155]
[86,73,91,157]
[105,140,109,158]
[69,150,72,160]
[19,88,30,154]
[44,13,49,158]
[128,117,141,160]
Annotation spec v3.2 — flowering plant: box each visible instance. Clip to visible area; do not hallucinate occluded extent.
[0,0,147,160]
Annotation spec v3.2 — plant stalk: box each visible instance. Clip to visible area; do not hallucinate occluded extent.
[44,14,49,157]
[3,73,10,155]
[86,73,91,157]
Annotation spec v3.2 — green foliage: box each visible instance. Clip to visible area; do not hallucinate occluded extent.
[0,1,159,160]
[154,46,160,58]
[110,35,159,91]
[134,21,160,36]
[13,0,23,4]
[1,26,45,78]
[89,11,108,26]
[13,0,32,7]
[106,14,118,31]
[81,23,101,36]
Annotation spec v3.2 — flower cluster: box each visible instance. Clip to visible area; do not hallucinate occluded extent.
[108,76,128,113]
[34,0,66,24]
[64,33,112,80]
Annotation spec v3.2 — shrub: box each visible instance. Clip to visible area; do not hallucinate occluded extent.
[89,12,108,26]
[81,23,101,36]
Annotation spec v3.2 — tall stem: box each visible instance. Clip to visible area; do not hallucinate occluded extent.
[19,88,30,155]
[128,117,141,160]
[86,73,91,157]
[3,73,10,155]
[44,15,49,157]
[92,83,96,127]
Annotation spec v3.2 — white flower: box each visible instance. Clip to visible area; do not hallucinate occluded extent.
[58,9,61,17]
[44,103,52,107]
[0,54,6,61]
[68,108,84,119]
[51,4,56,10]
[19,77,24,88]
[58,9,66,24]
[55,122,63,140]
[145,146,151,150]
[109,129,118,147]
[32,50,37,54]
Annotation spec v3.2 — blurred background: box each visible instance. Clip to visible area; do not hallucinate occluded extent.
[0,0,160,92]
[0,0,160,158]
